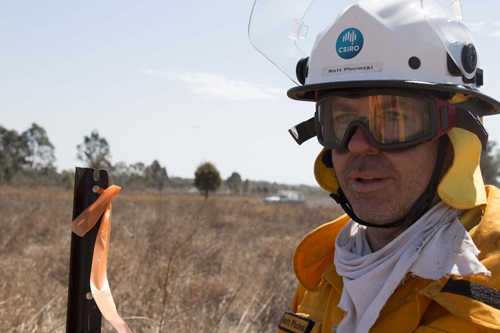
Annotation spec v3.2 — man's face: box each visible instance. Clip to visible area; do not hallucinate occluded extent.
[331,120,440,226]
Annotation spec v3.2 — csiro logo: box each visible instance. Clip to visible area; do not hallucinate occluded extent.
[336,28,364,59]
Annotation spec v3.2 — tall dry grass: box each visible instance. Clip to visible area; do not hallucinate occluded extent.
[0,186,342,332]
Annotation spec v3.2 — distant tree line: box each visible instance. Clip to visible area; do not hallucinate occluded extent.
[0,124,319,197]
[2,124,499,195]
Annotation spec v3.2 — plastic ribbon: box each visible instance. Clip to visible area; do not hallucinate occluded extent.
[68,185,132,333]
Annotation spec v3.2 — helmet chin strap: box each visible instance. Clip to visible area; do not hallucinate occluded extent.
[329,137,450,230]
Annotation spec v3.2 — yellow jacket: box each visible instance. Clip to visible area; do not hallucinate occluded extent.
[279,186,500,333]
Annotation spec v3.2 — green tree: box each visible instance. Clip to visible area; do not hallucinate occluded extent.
[0,127,27,183]
[243,179,251,194]
[128,162,147,188]
[21,123,56,170]
[481,140,500,186]
[0,124,58,185]
[146,160,168,191]
[226,172,243,194]
[194,162,222,199]
[60,169,75,190]
[110,161,130,186]
[76,130,112,170]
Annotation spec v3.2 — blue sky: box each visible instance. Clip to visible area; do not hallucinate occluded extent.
[1,0,500,186]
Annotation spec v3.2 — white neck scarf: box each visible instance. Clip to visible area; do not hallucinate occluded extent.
[334,201,490,333]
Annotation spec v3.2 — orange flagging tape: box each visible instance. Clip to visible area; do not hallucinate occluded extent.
[68,185,132,333]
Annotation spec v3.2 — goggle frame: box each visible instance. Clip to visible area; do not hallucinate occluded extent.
[315,89,458,152]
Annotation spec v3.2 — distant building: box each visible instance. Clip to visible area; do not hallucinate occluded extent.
[263,191,305,204]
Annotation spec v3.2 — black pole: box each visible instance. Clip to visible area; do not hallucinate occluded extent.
[66,167,108,332]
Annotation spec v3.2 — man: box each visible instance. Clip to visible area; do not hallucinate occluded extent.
[249,0,500,332]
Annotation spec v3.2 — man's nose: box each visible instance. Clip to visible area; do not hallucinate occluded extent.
[346,126,380,154]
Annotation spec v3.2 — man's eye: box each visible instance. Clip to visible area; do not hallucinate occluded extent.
[335,113,355,123]
[383,111,402,121]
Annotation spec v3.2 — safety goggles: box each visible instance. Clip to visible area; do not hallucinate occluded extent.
[313,89,486,151]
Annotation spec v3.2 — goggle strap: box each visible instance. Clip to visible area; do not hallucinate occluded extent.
[289,117,316,145]
[321,149,334,168]
[455,109,488,151]
[454,99,491,117]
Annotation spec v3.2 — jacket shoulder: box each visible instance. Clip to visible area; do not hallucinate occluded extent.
[293,214,350,292]
[420,187,500,331]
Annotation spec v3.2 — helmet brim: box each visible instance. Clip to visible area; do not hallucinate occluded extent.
[287,80,500,117]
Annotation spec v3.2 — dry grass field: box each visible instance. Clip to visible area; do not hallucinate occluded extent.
[0,186,342,333]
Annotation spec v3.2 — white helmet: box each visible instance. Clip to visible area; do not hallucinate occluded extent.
[290,0,499,115]
[249,0,500,115]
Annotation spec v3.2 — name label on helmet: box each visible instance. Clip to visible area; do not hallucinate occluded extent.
[322,62,383,77]
[336,28,364,59]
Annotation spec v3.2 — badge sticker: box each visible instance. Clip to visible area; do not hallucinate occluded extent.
[336,28,364,59]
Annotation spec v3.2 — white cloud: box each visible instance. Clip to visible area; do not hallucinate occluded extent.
[458,21,500,37]
[490,21,500,37]
[465,20,485,32]
[142,69,285,102]
[141,68,171,77]
[464,20,500,37]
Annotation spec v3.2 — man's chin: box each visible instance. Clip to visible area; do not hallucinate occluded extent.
[353,209,403,227]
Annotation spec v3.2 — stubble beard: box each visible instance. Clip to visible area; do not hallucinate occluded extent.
[337,156,422,226]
